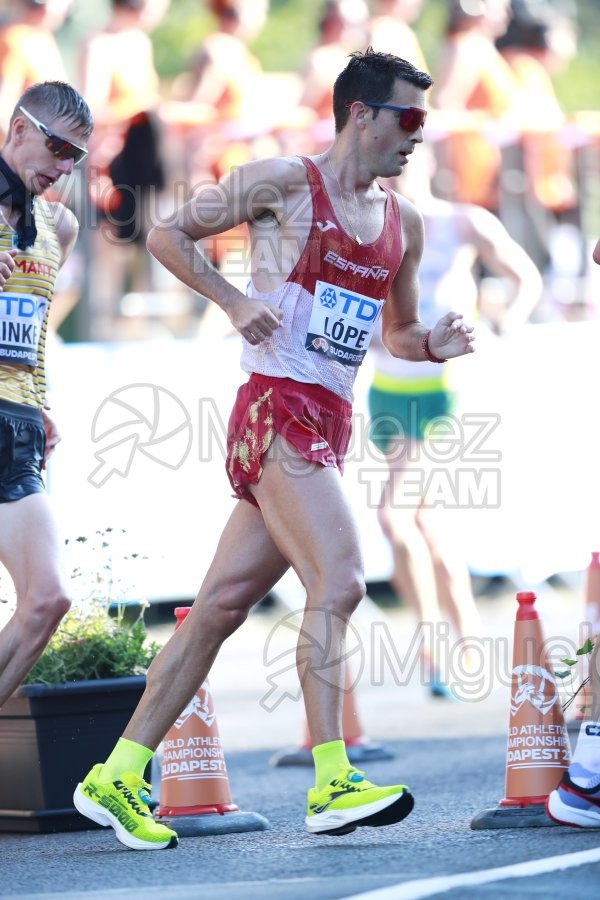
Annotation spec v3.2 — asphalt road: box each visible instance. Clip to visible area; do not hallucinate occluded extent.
[2,582,599,899]
[2,736,600,900]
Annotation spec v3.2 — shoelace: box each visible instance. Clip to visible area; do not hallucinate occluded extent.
[118,775,152,811]
[135,779,152,806]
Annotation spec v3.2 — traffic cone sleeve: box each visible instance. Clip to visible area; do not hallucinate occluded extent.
[155,608,268,835]
[471,591,571,829]
[270,663,394,766]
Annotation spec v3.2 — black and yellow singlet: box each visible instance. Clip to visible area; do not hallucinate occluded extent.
[0,198,60,409]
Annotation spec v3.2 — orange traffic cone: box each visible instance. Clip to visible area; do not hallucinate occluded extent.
[269,662,394,766]
[154,608,269,836]
[571,552,600,728]
[471,591,571,829]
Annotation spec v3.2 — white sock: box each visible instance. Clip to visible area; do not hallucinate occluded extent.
[570,721,600,787]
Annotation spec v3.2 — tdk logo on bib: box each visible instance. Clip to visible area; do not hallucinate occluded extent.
[319,286,337,309]
[0,293,48,366]
[306,279,384,368]
[319,285,380,322]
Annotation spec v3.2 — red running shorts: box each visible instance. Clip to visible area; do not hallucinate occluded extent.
[226,374,353,505]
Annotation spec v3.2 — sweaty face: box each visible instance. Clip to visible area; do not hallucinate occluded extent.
[362,82,427,179]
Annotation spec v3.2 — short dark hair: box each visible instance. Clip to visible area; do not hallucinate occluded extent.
[332,48,433,133]
[12,81,93,138]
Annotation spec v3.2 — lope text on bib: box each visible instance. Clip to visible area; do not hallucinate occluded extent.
[305,279,384,367]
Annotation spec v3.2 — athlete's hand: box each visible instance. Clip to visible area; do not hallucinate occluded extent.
[429,312,475,360]
[227,295,283,345]
[0,249,18,290]
[41,407,61,468]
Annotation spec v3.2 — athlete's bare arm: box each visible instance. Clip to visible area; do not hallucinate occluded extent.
[146,156,311,342]
[43,202,79,465]
[380,195,426,358]
[381,193,475,361]
[49,202,79,268]
[459,205,542,329]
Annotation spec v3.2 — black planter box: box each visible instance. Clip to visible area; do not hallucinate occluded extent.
[0,676,146,833]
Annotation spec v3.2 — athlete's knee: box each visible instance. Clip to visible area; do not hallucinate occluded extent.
[310,570,365,619]
[338,572,366,616]
[203,583,254,636]
[25,586,71,645]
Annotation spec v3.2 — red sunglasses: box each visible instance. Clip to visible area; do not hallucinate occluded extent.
[345,101,427,133]
[19,105,88,165]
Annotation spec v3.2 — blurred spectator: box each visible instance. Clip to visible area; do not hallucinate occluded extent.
[0,0,71,129]
[369,148,542,697]
[367,0,427,70]
[496,0,582,307]
[171,0,276,191]
[79,0,169,339]
[177,0,316,334]
[299,0,369,126]
[183,0,269,122]
[431,0,518,211]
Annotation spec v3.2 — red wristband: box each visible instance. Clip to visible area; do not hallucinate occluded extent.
[422,331,447,364]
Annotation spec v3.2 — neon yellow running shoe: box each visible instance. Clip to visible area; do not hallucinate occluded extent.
[73,764,178,850]
[306,767,414,835]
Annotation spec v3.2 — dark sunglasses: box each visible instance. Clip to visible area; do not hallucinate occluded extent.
[19,106,88,165]
[345,101,427,133]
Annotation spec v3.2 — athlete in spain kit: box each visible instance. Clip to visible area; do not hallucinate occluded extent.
[75,50,475,851]
[0,82,93,706]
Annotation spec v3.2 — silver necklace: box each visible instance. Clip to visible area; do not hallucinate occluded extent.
[326,154,377,246]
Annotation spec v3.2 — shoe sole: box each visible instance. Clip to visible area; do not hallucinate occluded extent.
[546,790,600,828]
[306,789,414,835]
[73,784,178,850]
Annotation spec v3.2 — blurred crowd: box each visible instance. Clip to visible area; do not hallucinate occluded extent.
[0,0,597,342]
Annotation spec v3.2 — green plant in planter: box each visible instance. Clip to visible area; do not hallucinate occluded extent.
[24,528,161,686]
[556,636,596,716]
[0,528,163,834]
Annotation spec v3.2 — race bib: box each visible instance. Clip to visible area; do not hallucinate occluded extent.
[305,279,384,367]
[0,292,48,366]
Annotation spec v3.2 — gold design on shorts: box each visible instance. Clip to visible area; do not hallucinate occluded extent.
[230,388,274,476]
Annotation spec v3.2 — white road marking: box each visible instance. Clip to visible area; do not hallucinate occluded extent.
[343,847,600,899]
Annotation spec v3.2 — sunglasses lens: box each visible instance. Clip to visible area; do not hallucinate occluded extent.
[398,109,426,132]
[46,136,86,164]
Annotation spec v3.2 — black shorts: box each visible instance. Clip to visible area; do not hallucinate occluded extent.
[0,399,46,503]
